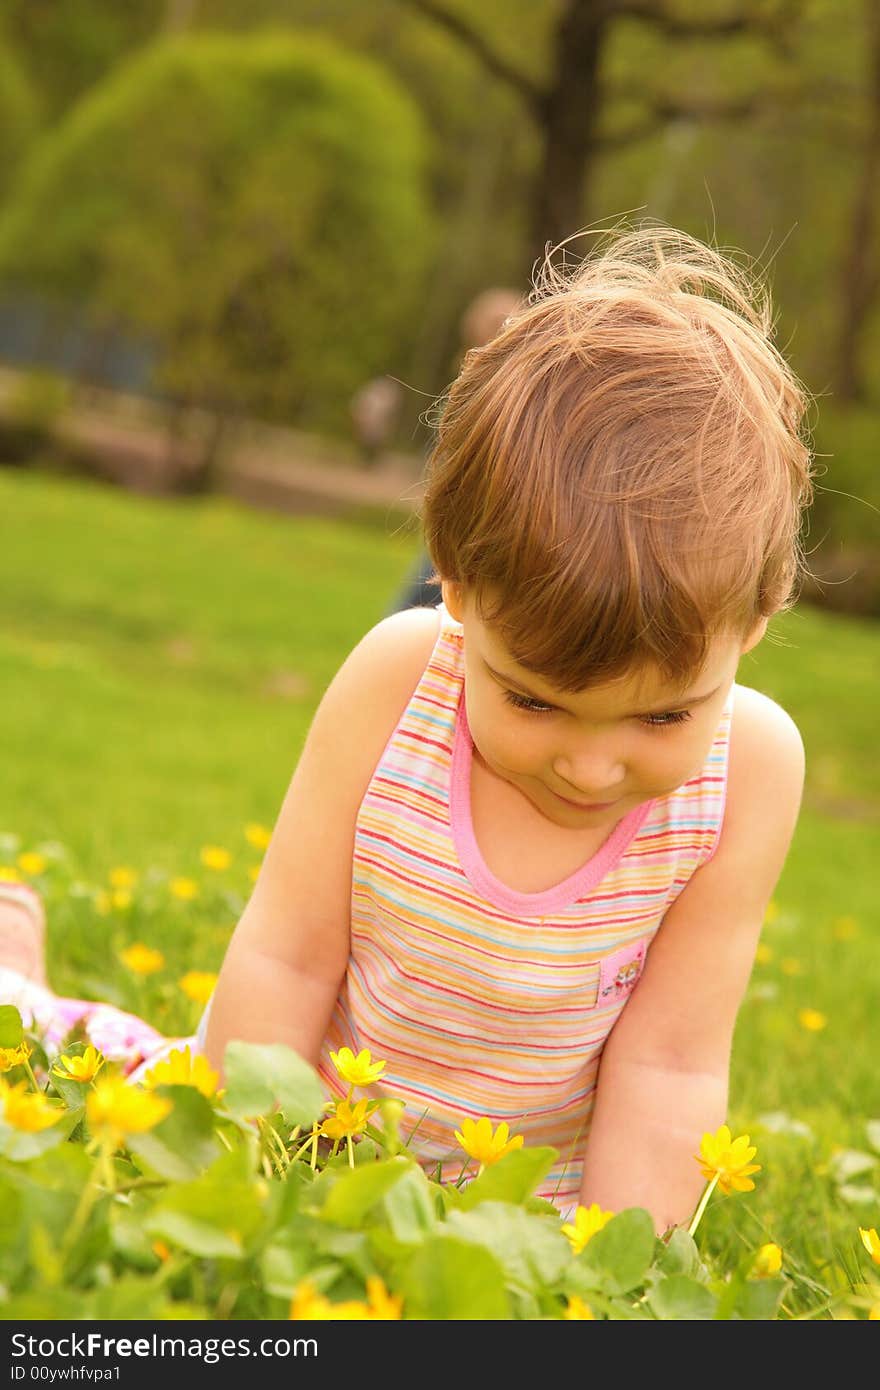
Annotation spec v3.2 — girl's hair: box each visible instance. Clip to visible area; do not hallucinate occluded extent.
[420,221,816,694]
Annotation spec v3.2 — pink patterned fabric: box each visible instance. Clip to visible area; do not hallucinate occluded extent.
[0,968,192,1078]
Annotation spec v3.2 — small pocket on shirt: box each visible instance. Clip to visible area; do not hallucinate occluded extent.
[597,941,646,1005]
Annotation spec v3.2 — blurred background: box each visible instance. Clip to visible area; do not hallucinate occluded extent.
[0,0,876,607]
[0,0,878,873]
[0,4,877,1310]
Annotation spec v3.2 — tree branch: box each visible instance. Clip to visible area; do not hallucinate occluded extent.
[611,0,806,59]
[595,85,789,149]
[394,0,546,111]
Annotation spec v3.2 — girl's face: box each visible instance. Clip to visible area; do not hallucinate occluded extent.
[442,581,766,826]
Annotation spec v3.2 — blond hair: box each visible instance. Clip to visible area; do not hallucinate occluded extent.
[421,222,815,693]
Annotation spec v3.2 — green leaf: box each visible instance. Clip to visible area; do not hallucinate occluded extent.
[222,1041,324,1128]
[381,1163,437,1243]
[127,1085,222,1181]
[319,1155,410,1225]
[656,1227,706,1279]
[577,1208,656,1294]
[260,1234,315,1299]
[0,1005,23,1048]
[400,1235,511,1319]
[445,1203,570,1292]
[111,1199,166,1270]
[0,1289,87,1319]
[456,1146,557,1210]
[89,1278,190,1320]
[145,1209,244,1260]
[735,1276,786,1320]
[865,1119,880,1155]
[0,1177,25,1283]
[647,1274,718,1319]
[144,1143,267,1260]
[0,1106,79,1161]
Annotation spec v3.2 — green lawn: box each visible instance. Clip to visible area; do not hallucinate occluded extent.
[1,467,878,1317]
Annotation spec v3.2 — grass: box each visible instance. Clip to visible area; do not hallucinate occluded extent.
[1,467,878,1317]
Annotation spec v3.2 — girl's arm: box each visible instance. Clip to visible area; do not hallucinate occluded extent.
[578,689,806,1234]
[203,605,441,1078]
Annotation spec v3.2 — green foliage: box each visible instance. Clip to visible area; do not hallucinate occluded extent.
[0,30,433,432]
[0,369,72,466]
[0,471,878,1317]
[0,39,40,204]
[805,402,880,610]
[3,1015,836,1318]
[2,0,164,125]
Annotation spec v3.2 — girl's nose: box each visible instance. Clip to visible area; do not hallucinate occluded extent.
[552,748,626,799]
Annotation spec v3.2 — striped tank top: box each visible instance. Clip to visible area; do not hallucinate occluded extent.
[318,601,734,1213]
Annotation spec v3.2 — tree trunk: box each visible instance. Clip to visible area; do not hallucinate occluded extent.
[834,0,880,402]
[528,0,609,270]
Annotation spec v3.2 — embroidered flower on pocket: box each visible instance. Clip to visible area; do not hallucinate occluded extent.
[598,942,646,1002]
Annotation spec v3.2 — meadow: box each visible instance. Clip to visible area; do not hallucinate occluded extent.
[1,467,878,1318]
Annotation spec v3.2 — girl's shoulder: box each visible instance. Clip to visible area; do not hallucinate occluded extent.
[730,681,804,755]
[725,680,805,833]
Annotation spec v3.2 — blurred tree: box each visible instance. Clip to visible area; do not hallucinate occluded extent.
[0,31,432,486]
[395,0,809,267]
[0,40,40,206]
[834,0,880,402]
[2,0,163,123]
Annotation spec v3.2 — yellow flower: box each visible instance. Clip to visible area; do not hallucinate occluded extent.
[109,867,138,889]
[563,1294,595,1319]
[94,889,111,917]
[119,943,165,976]
[454,1116,525,1167]
[111,888,133,911]
[754,942,773,965]
[365,1276,403,1320]
[17,852,47,876]
[86,1074,171,1145]
[0,866,21,883]
[0,1041,31,1073]
[152,1240,171,1262]
[200,846,231,872]
[859,1228,880,1265]
[289,1280,370,1320]
[798,1008,827,1032]
[832,915,858,940]
[52,1046,105,1084]
[561,1203,616,1255]
[244,823,272,851]
[169,877,199,900]
[143,1046,219,1099]
[780,957,803,976]
[178,970,218,1004]
[329,1046,386,1089]
[0,1078,62,1132]
[320,1098,379,1141]
[753,1243,783,1277]
[870,1305,880,1321]
[763,900,780,924]
[695,1124,761,1194]
[248,866,260,883]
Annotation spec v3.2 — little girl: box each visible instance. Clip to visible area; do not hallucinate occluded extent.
[0,224,813,1233]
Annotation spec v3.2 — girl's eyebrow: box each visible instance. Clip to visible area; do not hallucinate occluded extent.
[483,660,721,717]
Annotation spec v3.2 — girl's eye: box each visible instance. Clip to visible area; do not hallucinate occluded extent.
[502,688,693,730]
[640,709,692,730]
[503,690,553,714]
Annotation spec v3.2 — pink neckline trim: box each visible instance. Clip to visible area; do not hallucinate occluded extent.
[449,686,656,916]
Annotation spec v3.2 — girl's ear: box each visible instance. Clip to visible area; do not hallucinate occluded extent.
[440,580,465,623]
[739,615,769,656]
